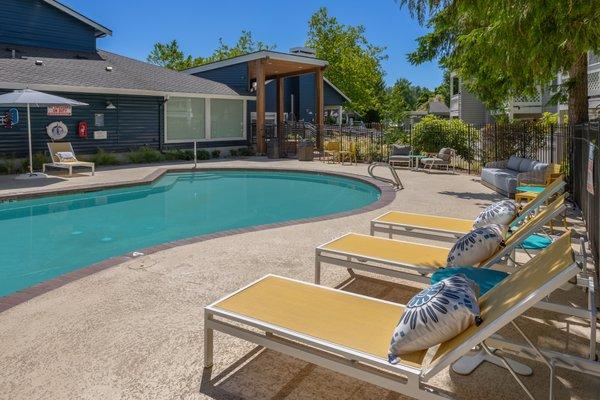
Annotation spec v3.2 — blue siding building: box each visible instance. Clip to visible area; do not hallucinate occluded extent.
[0,0,254,158]
[187,50,350,123]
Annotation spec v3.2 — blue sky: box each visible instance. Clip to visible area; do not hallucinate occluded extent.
[64,0,443,89]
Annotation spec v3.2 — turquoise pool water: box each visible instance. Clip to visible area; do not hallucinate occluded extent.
[0,170,379,296]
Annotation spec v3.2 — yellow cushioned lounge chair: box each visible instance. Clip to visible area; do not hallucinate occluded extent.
[43,142,95,176]
[316,193,566,285]
[370,176,565,240]
[205,232,600,400]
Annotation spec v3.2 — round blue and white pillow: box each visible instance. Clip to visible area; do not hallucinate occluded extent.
[388,274,482,360]
[473,200,519,228]
[447,224,506,267]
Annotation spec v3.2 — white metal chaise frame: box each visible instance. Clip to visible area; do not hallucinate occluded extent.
[315,194,566,286]
[204,243,599,400]
[370,179,566,240]
[43,142,95,176]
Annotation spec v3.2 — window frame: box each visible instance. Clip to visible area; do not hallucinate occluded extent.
[164,94,247,143]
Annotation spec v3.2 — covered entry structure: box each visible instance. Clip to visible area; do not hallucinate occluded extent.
[186,50,335,154]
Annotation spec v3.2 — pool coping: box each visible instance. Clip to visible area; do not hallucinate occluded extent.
[0,166,396,313]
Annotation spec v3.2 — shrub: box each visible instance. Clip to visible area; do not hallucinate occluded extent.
[164,149,195,161]
[20,152,49,172]
[384,126,410,145]
[411,115,475,160]
[211,149,221,159]
[128,147,164,163]
[90,149,120,166]
[0,154,20,174]
[196,149,210,160]
[229,149,239,157]
[238,147,255,157]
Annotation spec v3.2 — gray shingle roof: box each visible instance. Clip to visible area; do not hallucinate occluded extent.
[0,44,251,97]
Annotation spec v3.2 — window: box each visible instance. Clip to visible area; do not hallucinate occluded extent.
[166,97,205,141]
[452,77,460,96]
[210,99,244,139]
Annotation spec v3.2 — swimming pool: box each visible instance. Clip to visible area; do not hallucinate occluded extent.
[0,170,380,297]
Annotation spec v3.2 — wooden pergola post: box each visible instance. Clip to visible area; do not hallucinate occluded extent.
[276,77,285,148]
[255,59,266,154]
[315,67,325,149]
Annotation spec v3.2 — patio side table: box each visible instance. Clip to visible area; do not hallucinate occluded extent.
[409,154,427,171]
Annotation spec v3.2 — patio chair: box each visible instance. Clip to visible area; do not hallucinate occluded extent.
[370,177,565,240]
[204,231,598,400]
[339,141,358,165]
[43,142,95,176]
[322,141,341,163]
[388,144,411,168]
[420,148,456,173]
[315,194,565,285]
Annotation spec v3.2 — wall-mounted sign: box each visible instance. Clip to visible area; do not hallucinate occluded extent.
[0,108,19,128]
[94,113,104,127]
[93,130,108,140]
[46,121,68,140]
[47,105,72,116]
[587,144,595,195]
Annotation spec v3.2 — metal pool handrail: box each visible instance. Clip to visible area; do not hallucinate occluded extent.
[368,162,404,190]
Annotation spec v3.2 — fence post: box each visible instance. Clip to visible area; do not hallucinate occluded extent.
[550,124,555,164]
[467,125,472,175]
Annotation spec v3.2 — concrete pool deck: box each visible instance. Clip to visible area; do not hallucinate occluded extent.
[0,158,598,399]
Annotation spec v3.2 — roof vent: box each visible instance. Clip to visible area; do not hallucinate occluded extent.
[105,66,113,72]
[35,60,43,66]
[289,47,316,58]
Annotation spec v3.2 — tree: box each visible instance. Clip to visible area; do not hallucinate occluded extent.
[147,31,274,71]
[397,0,600,124]
[434,69,450,107]
[306,7,387,119]
[384,78,434,123]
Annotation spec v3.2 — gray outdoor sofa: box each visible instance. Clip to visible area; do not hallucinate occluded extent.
[481,155,549,196]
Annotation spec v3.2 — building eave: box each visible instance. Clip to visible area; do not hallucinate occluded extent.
[183,50,328,75]
[43,0,113,37]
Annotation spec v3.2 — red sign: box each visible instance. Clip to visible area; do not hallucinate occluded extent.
[47,105,72,116]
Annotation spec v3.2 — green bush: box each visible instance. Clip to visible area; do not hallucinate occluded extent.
[384,126,410,145]
[196,149,210,160]
[90,149,120,166]
[411,115,475,160]
[128,147,164,163]
[211,150,221,159]
[164,149,195,161]
[20,152,49,172]
[229,149,239,157]
[238,147,255,157]
[0,154,23,175]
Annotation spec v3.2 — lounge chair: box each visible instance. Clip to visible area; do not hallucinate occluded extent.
[315,193,566,285]
[204,232,600,399]
[419,148,456,173]
[43,142,95,176]
[370,177,566,240]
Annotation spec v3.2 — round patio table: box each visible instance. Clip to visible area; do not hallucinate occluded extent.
[515,185,545,193]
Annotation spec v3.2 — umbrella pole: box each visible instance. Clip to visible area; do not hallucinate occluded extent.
[27,103,33,175]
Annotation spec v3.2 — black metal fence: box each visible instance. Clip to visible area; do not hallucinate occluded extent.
[569,122,599,291]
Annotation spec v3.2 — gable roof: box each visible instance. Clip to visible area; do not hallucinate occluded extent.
[42,0,112,37]
[0,44,253,98]
[184,50,328,75]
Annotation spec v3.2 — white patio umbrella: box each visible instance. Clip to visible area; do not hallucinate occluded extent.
[0,89,88,179]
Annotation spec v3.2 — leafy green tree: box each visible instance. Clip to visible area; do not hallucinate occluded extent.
[397,0,600,124]
[148,31,274,71]
[306,7,387,119]
[434,69,450,107]
[384,78,438,123]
